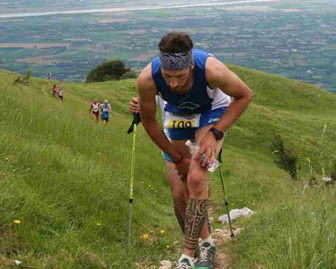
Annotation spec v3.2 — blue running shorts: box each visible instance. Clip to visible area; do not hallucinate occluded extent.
[163,107,227,162]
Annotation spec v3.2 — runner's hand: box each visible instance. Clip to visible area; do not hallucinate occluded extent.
[129,97,140,113]
[175,158,190,176]
[194,133,217,168]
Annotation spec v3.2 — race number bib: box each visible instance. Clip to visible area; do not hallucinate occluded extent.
[164,112,201,129]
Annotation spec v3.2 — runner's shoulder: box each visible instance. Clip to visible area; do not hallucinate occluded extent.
[138,63,155,91]
[205,56,233,86]
[206,56,228,75]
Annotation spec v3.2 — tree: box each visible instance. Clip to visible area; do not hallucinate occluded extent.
[86,60,135,82]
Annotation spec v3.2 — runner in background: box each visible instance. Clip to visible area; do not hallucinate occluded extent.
[52,84,57,97]
[47,72,52,81]
[101,99,112,126]
[58,88,63,102]
[90,99,100,125]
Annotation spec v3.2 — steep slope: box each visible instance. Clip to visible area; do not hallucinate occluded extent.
[1,68,336,268]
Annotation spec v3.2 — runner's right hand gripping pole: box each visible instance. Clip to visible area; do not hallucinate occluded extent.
[127,113,141,134]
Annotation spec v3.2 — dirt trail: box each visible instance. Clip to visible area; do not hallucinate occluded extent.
[156,226,240,269]
[213,227,238,268]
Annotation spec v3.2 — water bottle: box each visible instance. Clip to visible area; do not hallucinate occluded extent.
[185,140,221,173]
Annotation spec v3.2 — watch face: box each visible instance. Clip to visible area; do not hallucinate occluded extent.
[216,131,224,140]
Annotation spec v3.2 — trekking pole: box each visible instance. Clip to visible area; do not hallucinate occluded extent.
[127,113,141,253]
[217,133,235,238]
[218,164,235,238]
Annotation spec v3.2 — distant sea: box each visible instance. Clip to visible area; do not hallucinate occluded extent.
[0,0,278,18]
[1,0,335,93]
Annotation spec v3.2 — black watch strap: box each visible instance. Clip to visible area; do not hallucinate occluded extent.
[209,127,224,140]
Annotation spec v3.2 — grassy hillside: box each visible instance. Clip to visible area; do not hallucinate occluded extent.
[1,67,336,268]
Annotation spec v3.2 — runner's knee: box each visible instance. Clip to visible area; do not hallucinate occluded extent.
[170,180,186,204]
[172,190,186,206]
[188,169,206,194]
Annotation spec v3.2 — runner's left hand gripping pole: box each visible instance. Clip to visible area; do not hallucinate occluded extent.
[127,113,141,253]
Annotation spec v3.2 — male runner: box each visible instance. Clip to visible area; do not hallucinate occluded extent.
[129,96,214,261]
[58,88,63,102]
[137,32,252,268]
[101,99,112,126]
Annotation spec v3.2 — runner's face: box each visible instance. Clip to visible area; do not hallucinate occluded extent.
[161,66,193,93]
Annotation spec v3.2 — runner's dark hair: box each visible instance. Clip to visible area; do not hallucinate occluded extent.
[158,32,193,53]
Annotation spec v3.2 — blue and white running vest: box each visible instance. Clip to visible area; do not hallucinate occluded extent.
[151,49,231,114]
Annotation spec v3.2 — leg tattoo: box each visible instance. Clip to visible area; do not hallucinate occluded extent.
[184,199,209,250]
[174,203,185,233]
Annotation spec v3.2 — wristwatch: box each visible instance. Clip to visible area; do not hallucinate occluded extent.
[209,127,224,140]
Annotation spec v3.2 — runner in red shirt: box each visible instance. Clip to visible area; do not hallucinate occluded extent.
[89,99,100,124]
[52,84,57,97]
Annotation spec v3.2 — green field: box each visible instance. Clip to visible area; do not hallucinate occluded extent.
[1,66,336,268]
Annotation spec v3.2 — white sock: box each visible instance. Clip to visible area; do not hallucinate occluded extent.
[179,254,194,265]
[201,236,215,246]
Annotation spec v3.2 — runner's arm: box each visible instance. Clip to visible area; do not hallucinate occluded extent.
[195,57,252,165]
[138,65,182,163]
[206,57,252,133]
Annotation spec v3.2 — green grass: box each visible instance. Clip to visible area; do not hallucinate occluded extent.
[1,67,336,268]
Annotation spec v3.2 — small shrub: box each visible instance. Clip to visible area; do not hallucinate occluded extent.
[13,71,32,85]
[271,131,299,179]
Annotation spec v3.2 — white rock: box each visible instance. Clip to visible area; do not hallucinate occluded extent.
[159,260,172,269]
[14,260,22,265]
[218,207,254,224]
[322,177,333,182]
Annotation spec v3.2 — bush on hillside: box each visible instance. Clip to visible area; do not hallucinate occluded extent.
[271,131,299,180]
[121,70,138,79]
[86,60,136,82]
[13,71,32,85]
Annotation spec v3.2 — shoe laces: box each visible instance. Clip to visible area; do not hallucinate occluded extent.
[198,243,215,262]
[176,258,193,269]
